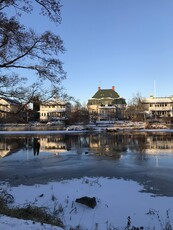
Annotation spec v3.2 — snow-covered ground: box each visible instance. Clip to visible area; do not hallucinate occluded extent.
[0,177,173,230]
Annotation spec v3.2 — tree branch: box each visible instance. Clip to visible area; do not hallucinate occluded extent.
[0,41,38,68]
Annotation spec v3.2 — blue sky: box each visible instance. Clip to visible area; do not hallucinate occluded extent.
[14,0,173,103]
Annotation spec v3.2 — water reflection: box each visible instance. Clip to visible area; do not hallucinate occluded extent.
[89,133,126,159]
[0,132,173,161]
[33,138,40,156]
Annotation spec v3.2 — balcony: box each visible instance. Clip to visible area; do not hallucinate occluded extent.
[149,106,172,111]
[40,108,66,113]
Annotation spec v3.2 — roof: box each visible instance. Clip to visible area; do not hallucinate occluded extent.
[113,98,127,104]
[142,97,173,103]
[92,89,120,99]
[0,97,21,105]
[40,100,70,106]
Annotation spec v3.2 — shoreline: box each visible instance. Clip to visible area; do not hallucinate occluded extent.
[0,121,172,133]
[0,128,173,135]
[0,123,65,131]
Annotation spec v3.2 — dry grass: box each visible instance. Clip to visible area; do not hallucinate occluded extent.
[0,189,64,228]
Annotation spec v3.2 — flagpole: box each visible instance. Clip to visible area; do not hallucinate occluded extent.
[154,80,157,119]
[154,80,156,98]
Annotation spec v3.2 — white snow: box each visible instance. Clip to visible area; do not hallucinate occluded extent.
[0,177,173,229]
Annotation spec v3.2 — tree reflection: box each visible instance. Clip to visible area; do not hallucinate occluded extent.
[127,133,148,161]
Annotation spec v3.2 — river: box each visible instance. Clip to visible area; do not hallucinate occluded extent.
[0,130,173,196]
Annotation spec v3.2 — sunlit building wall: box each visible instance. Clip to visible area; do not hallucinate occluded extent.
[39,100,71,122]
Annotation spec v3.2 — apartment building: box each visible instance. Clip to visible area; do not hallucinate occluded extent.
[0,98,21,120]
[39,100,71,122]
[141,96,173,118]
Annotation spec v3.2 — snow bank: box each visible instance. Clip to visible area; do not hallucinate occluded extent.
[0,177,173,230]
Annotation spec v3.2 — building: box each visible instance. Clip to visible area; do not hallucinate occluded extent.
[0,98,21,120]
[141,96,173,118]
[87,86,126,122]
[39,100,71,122]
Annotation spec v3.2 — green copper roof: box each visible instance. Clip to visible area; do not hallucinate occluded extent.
[92,89,120,99]
[112,98,127,104]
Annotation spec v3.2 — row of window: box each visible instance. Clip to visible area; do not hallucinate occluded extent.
[154,111,170,116]
[0,105,9,111]
[150,103,169,107]
[89,101,113,105]
[41,105,65,109]
[99,110,116,114]
[41,112,64,117]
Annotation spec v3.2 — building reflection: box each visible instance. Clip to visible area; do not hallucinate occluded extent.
[39,135,69,154]
[146,132,173,154]
[1,132,173,159]
[0,137,25,158]
[89,133,127,158]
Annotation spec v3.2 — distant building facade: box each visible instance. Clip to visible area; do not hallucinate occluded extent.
[141,96,173,118]
[0,98,21,121]
[39,100,71,122]
[87,86,126,122]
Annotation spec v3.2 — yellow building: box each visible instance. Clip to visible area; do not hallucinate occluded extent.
[0,98,21,119]
[87,86,126,122]
[39,100,71,122]
[141,96,173,118]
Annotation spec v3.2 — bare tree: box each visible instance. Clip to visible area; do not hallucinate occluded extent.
[66,101,89,125]
[0,0,66,112]
[125,92,146,121]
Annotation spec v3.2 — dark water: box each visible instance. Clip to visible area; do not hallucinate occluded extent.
[1,131,173,164]
[1,130,173,196]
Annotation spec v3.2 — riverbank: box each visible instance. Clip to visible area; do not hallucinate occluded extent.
[0,121,171,132]
[0,123,65,131]
[1,177,173,230]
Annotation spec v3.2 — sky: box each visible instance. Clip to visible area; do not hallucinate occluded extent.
[58,0,173,103]
[1,177,173,229]
[10,0,173,104]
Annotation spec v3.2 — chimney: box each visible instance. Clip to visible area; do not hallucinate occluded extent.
[98,86,101,91]
[112,86,115,91]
